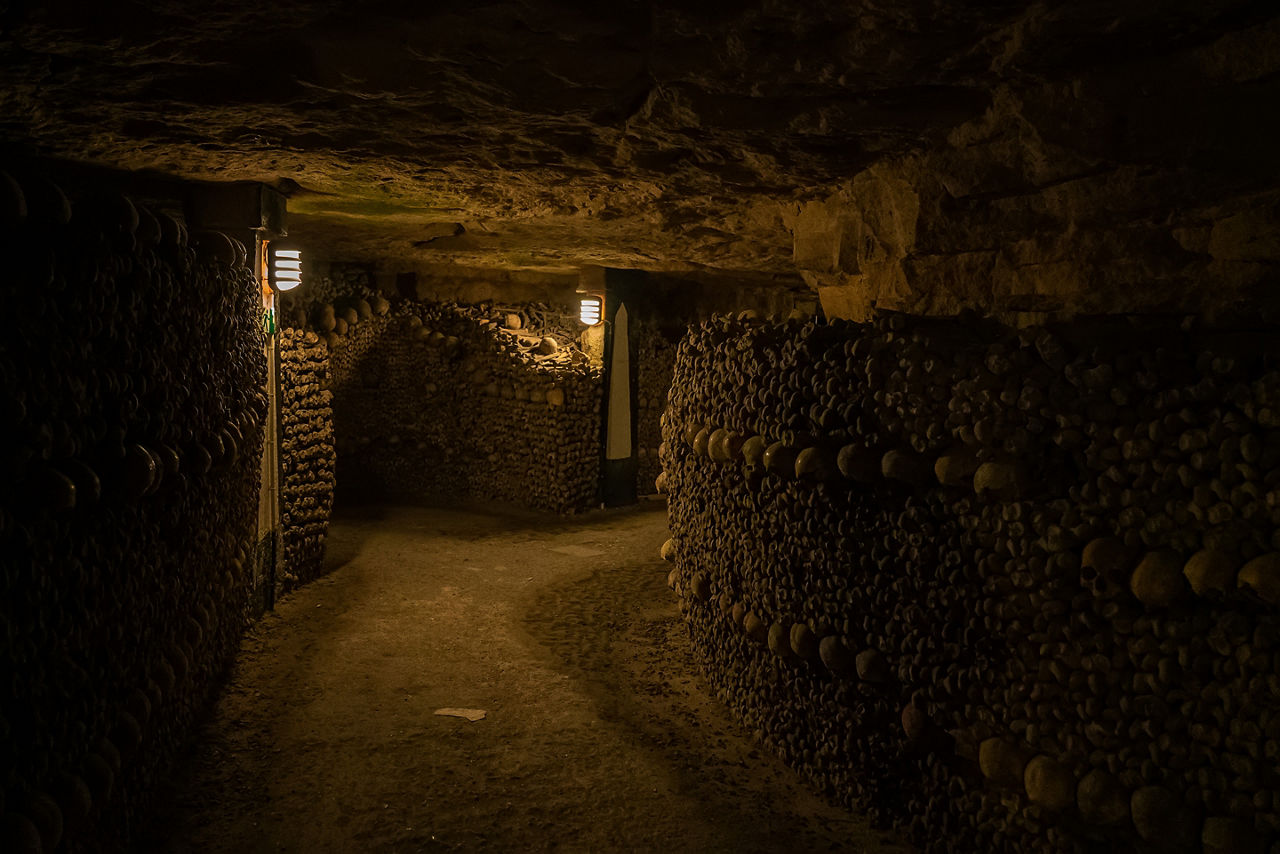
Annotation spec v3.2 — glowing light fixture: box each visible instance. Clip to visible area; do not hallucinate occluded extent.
[579,295,602,326]
[269,242,303,292]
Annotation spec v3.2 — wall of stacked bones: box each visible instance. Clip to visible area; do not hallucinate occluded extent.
[277,330,335,592]
[0,172,266,851]
[281,295,603,514]
[634,316,677,497]
[661,311,1280,854]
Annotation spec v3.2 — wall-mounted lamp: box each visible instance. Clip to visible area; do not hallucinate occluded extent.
[579,295,603,326]
[268,241,303,292]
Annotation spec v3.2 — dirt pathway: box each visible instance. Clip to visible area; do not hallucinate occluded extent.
[142,504,906,853]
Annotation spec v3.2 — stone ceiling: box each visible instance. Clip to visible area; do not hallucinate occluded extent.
[0,1,1277,308]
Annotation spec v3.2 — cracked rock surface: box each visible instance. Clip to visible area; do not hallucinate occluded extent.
[0,1,1276,312]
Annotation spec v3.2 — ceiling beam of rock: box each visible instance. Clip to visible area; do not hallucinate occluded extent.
[0,1,1276,314]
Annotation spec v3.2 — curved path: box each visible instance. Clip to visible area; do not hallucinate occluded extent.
[143,504,905,853]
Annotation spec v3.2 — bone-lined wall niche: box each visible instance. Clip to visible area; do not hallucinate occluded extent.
[284,294,603,514]
[661,312,1280,854]
[0,172,266,851]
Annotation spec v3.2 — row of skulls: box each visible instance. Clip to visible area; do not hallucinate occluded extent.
[660,310,1280,854]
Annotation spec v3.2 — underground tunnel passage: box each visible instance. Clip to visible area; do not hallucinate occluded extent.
[3,2,1280,852]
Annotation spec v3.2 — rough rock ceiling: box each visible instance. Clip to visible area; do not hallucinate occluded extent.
[0,0,1273,284]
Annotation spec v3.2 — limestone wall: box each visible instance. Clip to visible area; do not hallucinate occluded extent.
[662,311,1280,854]
[796,75,1280,325]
